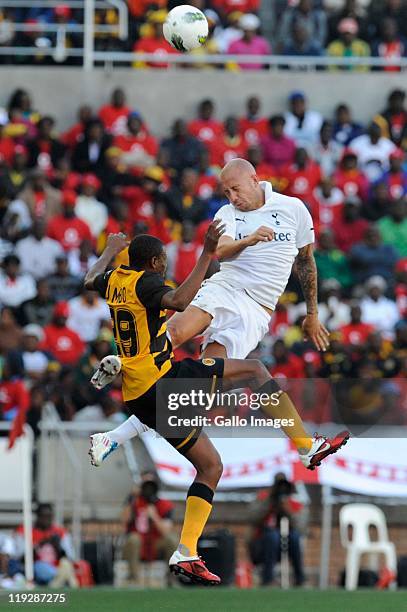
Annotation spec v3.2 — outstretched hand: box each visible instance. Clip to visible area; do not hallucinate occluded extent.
[302,314,330,352]
[203,219,226,253]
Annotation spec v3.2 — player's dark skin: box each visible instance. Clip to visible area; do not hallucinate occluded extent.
[85,226,281,491]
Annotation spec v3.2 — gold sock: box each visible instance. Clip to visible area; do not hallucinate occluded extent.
[179,482,214,557]
[261,388,313,453]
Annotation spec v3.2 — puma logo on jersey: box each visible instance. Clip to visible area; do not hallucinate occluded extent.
[236,217,246,223]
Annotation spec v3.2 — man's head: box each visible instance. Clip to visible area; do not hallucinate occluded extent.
[172,118,187,138]
[247,95,260,117]
[139,472,159,503]
[338,17,359,45]
[389,148,405,172]
[224,116,239,138]
[350,303,362,324]
[239,13,260,41]
[32,219,46,241]
[55,255,69,276]
[318,229,335,251]
[365,275,387,300]
[289,91,306,118]
[198,99,215,121]
[81,173,101,197]
[292,21,309,47]
[78,105,92,123]
[389,198,406,223]
[38,116,55,140]
[181,221,196,244]
[272,339,288,362]
[143,166,164,193]
[320,120,333,145]
[181,168,198,194]
[127,112,143,136]
[298,0,312,14]
[364,224,381,248]
[53,301,69,326]
[3,254,20,279]
[295,147,308,169]
[269,114,285,138]
[85,118,104,142]
[36,278,50,300]
[343,196,362,220]
[111,88,126,108]
[128,234,166,276]
[387,88,405,114]
[36,503,54,530]
[341,149,358,170]
[62,189,77,218]
[367,122,381,143]
[247,145,263,167]
[335,103,352,125]
[220,158,263,211]
[381,17,398,42]
[22,324,44,352]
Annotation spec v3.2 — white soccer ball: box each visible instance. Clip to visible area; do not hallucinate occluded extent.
[163,5,209,53]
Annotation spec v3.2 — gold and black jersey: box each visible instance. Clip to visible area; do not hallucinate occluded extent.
[94,265,174,401]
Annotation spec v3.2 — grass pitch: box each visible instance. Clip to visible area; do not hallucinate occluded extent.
[1,588,407,612]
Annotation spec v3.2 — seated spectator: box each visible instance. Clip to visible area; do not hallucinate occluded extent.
[67,288,110,343]
[310,120,343,178]
[75,174,108,238]
[311,177,344,231]
[377,198,407,258]
[367,0,407,45]
[333,103,364,146]
[166,222,202,285]
[333,148,369,202]
[209,116,247,167]
[269,339,305,378]
[333,195,369,253]
[246,145,279,188]
[0,254,36,310]
[195,150,218,200]
[60,105,93,150]
[282,147,322,207]
[0,352,29,422]
[376,148,407,201]
[161,119,204,180]
[133,10,178,69]
[339,303,375,346]
[187,99,224,145]
[72,118,112,174]
[317,279,351,330]
[373,88,407,149]
[327,18,370,71]
[363,180,391,221]
[17,168,62,223]
[15,219,63,280]
[281,21,323,58]
[67,239,98,279]
[165,168,205,224]
[0,307,23,353]
[350,224,398,284]
[47,255,81,302]
[284,91,323,148]
[277,0,327,53]
[47,190,93,252]
[26,116,66,171]
[261,115,296,170]
[327,0,368,44]
[41,301,85,366]
[19,279,54,327]
[15,503,78,588]
[360,276,399,335]
[0,122,16,166]
[98,87,130,136]
[114,113,158,169]
[350,122,396,182]
[372,17,407,72]
[227,14,271,71]
[21,324,50,380]
[314,229,353,289]
[121,472,176,585]
[249,473,305,586]
[238,95,268,147]
[214,10,244,53]
[212,0,260,18]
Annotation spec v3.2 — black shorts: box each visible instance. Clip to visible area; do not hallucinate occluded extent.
[125,357,224,454]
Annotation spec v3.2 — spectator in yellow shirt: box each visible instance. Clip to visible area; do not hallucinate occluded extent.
[327,18,370,71]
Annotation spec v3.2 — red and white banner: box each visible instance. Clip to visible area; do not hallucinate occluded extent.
[142,432,407,497]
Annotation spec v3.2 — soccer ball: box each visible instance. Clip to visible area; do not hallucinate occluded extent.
[163,5,209,53]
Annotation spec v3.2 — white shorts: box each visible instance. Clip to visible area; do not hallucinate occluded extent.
[190,279,271,359]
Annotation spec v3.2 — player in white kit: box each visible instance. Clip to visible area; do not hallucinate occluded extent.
[89,159,349,474]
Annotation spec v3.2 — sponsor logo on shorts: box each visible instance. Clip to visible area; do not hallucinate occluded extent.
[202,358,216,366]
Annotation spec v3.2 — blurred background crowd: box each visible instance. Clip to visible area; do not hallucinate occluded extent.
[1,0,407,68]
[0,82,406,436]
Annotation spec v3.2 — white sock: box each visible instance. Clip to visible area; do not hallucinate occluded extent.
[106,415,148,445]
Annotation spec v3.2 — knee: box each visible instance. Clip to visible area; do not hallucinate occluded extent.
[248,359,269,387]
[196,451,223,486]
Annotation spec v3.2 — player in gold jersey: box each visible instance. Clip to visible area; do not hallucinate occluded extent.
[84,225,349,585]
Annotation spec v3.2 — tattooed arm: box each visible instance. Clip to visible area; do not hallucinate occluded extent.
[296,244,329,351]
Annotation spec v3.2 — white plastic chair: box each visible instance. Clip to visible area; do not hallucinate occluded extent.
[339,503,397,590]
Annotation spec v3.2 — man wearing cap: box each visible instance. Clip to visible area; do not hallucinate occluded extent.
[42,301,85,366]
[15,219,63,280]
[21,324,50,380]
[284,92,323,148]
[75,174,108,238]
[360,276,399,336]
[327,18,370,70]
[376,148,407,200]
[46,189,93,251]
[227,13,271,70]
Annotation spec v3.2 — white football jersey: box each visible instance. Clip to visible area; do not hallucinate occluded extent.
[213,181,314,310]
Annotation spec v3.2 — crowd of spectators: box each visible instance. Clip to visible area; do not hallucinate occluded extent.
[1,0,407,68]
[0,83,406,439]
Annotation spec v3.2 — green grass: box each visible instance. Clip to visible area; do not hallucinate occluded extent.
[1,588,407,612]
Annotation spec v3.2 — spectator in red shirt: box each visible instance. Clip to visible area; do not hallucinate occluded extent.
[61,105,93,150]
[209,116,247,167]
[188,98,224,145]
[0,352,29,422]
[282,147,322,207]
[238,95,268,146]
[260,114,296,170]
[98,87,130,136]
[376,148,407,201]
[47,190,92,252]
[27,116,66,172]
[246,145,280,190]
[42,301,85,366]
[133,11,179,69]
[114,113,158,168]
[166,221,202,284]
[372,18,406,73]
[18,168,62,222]
[333,148,369,202]
[121,473,176,583]
[339,303,375,346]
[333,195,369,253]
[195,150,218,201]
[270,339,305,379]
[311,177,344,233]
[0,123,16,166]
[213,0,260,17]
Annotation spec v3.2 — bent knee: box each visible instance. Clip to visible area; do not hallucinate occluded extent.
[247,359,269,385]
[196,452,223,483]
